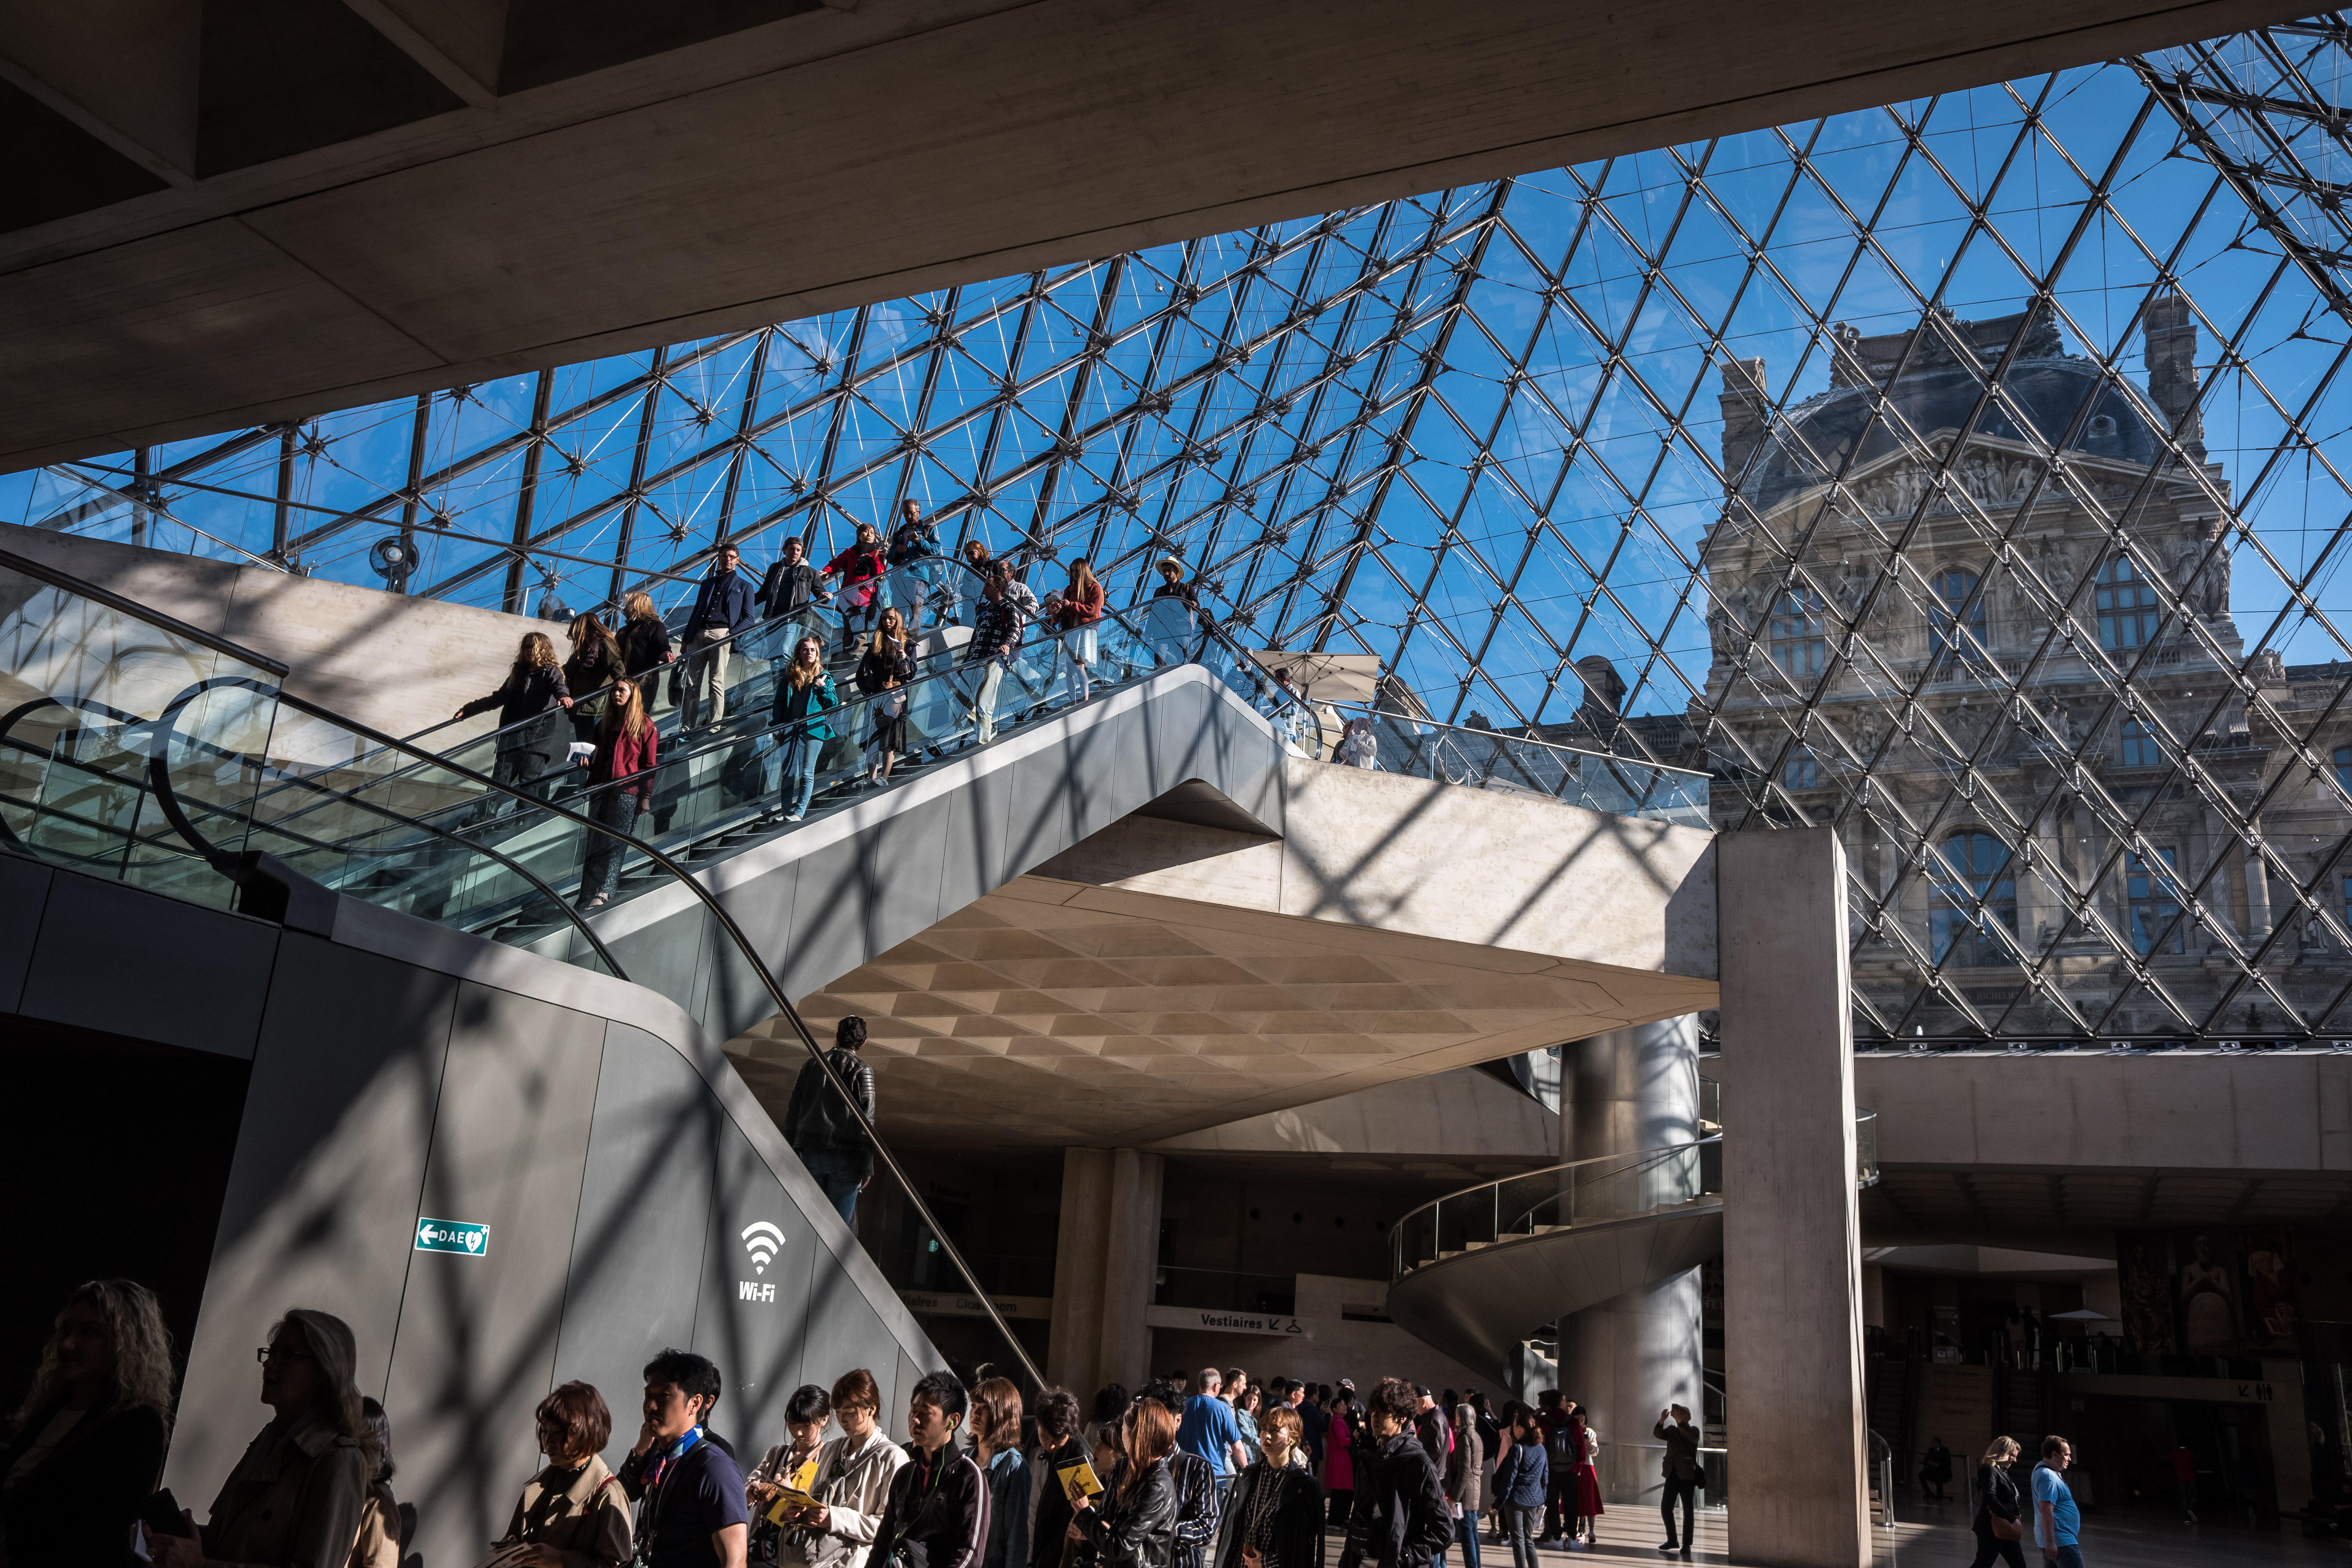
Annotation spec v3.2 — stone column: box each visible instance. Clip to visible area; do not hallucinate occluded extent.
[1047,1147,1163,1395]
[1720,828,1869,1568]
[1555,1018,1705,1504]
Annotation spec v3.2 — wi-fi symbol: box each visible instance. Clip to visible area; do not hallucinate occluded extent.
[742,1221,786,1275]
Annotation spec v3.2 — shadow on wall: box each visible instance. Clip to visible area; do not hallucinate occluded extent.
[168,937,937,1568]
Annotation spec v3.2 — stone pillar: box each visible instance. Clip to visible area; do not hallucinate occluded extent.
[1720,828,1869,1568]
[1047,1147,1163,1396]
[1556,1018,1705,1503]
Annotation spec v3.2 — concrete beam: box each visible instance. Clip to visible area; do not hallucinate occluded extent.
[0,0,2307,468]
[1719,828,1868,1568]
[0,1,200,186]
[1857,1049,2352,1172]
[342,0,505,109]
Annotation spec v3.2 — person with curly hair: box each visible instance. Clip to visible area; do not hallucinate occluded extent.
[0,1279,174,1568]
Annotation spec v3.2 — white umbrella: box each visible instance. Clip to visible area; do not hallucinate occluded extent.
[1250,650,1381,701]
[2047,1308,2116,1321]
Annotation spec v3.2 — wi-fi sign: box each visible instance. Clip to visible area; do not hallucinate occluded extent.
[742,1221,786,1276]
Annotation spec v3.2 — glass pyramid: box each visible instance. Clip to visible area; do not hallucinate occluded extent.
[14,16,2352,1049]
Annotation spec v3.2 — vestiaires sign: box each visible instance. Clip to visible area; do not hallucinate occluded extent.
[1143,1304,1310,1337]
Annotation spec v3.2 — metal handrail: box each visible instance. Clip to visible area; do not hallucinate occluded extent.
[1391,1107,1880,1282]
[0,544,291,676]
[0,683,632,982]
[253,685,1047,1385]
[1328,702,1713,780]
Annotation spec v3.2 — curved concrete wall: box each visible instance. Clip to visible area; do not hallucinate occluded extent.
[0,849,942,1568]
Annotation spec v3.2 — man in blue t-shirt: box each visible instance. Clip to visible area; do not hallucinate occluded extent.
[2032,1435,2082,1568]
[618,1347,751,1568]
[1175,1366,1248,1498]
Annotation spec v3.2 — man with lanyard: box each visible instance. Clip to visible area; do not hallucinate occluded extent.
[869,1371,987,1568]
[682,543,757,730]
[618,1348,750,1568]
[2033,1435,2083,1568]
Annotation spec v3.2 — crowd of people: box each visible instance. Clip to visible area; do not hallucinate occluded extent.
[1,1279,2100,1568]
[0,1280,1721,1568]
[440,517,1408,879]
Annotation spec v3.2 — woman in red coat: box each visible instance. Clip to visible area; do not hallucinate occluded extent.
[1566,1410,1603,1545]
[576,677,658,909]
[824,522,890,656]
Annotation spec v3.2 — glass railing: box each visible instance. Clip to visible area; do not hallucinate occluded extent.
[223,593,1323,948]
[0,546,1049,1396]
[0,546,284,910]
[1325,705,1711,828]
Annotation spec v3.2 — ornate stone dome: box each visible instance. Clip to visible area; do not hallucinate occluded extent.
[1737,309,2164,512]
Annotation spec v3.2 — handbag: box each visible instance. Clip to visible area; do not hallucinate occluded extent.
[1989,1512,2022,1541]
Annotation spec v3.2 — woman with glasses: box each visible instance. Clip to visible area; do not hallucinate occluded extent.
[491,1380,633,1567]
[151,1310,374,1568]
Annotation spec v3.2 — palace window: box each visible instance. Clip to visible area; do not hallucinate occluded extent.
[2095,555,2163,652]
[2127,848,2184,956]
[1769,585,1827,678]
[1931,830,2017,966]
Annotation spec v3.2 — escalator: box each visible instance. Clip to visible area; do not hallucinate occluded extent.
[1,549,1318,1030]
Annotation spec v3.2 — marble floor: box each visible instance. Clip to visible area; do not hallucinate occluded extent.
[1411,1501,2350,1566]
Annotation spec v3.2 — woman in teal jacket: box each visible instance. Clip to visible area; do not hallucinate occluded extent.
[772,635,839,821]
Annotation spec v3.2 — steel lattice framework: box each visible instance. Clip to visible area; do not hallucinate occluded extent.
[20,16,2352,1048]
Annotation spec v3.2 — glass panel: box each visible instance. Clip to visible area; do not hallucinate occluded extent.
[0,555,281,908]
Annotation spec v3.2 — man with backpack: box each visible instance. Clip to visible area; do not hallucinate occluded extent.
[783,1017,878,1224]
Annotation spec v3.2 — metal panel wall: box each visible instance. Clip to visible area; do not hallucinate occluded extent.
[383,981,606,1568]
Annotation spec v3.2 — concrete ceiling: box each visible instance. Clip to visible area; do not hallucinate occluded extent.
[723,869,1712,1148]
[0,0,2305,470]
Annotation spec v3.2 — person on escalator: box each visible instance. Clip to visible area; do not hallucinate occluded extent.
[564,612,626,745]
[824,526,891,659]
[1055,558,1105,704]
[772,636,840,824]
[576,678,657,911]
[762,535,832,623]
[783,1016,877,1225]
[888,502,944,631]
[618,591,679,713]
[960,571,1025,747]
[854,609,916,790]
[682,545,758,732]
[454,631,574,815]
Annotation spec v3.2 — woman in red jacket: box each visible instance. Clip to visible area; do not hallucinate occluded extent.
[825,523,891,656]
[577,677,658,910]
[1056,555,1107,702]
